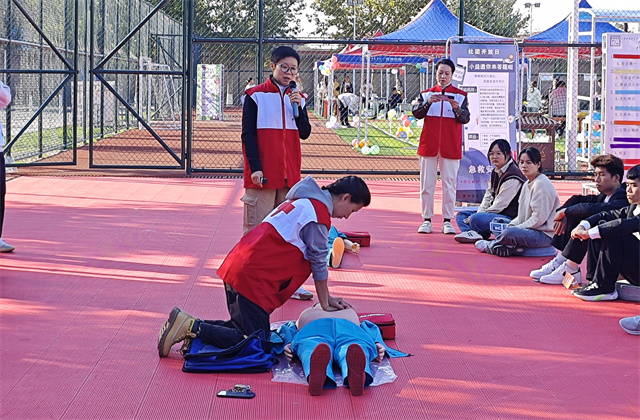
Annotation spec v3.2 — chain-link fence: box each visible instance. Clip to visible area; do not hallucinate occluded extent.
[2,0,639,174]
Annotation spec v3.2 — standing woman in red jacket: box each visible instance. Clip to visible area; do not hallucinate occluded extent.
[412,58,470,235]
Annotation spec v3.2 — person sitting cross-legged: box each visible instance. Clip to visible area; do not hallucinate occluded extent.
[530,154,628,285]
[475,147,560,257]
[570,164,640,301]
[455,139,526,243]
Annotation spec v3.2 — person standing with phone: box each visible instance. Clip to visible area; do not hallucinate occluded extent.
[412,58,470,235]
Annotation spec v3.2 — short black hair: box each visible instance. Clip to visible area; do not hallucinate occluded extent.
[487,139,512,162]
[322,176,371,207]
[590,154,624,183]
[271,46,300,65]
[519,147,543,173]
[627,164,640,181]
[437,58,455,73]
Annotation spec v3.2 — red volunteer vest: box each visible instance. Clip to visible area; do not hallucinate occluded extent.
[417,84,467,159]
[243,79,307,189]
[217,198,330,314]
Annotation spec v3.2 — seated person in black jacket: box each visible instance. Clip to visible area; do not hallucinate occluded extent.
[530,154,628,285]
[381,88,403,117]
[571,164,640,301]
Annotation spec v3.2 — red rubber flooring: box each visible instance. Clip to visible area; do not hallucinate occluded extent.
[1,176,638,420]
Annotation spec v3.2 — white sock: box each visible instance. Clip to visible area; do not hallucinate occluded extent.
[555,254,567,265]
[566,261,580,272]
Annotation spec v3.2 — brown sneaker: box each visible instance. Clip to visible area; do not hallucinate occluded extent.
[157,307,196,358]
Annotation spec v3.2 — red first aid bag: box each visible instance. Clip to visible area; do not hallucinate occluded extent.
[343,231,371,247]
[358,312,395,340]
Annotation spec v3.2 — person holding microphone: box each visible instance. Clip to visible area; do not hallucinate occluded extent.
[240,46,313,299]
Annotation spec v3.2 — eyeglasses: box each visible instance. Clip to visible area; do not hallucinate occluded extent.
[277,63,298,74]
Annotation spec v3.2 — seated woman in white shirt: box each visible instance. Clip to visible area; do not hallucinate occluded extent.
[455,139,526,243]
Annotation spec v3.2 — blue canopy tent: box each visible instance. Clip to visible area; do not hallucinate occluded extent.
[523,0,623,59]
[347,0,508,57]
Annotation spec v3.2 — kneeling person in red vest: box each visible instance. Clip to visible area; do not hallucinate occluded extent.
[158,175,371,358]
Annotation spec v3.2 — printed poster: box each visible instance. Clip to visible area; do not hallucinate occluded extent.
[196,64,223,120]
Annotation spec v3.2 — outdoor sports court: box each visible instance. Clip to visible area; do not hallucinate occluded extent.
[1,175,638,420]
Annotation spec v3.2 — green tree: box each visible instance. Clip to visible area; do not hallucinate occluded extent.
[445,0,528,38]
[308,0,416,39]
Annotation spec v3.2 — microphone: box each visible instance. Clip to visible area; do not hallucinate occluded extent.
[288,81,299,118]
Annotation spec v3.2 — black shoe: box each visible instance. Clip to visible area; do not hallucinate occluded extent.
[572,281,618,302]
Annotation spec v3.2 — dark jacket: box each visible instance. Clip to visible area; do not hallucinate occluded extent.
[490,162,527,219]
[560,184,628,220]
[585,204,640,239]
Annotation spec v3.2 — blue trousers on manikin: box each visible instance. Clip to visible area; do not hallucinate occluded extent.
[291,318,378,389]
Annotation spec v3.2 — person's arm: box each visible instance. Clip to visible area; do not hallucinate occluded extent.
[477,185,494,213]
[295,106,311,139]
[453,95,470,124]
[483,178,522,213]
[299,222,350,311]
[412,93,431,120]
[564,190,629,220]
[241,95,261,175]
[0,81,11,110]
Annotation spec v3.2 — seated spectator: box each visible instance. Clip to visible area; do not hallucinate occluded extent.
[455,139,526,243]
[530,154,627,285]
[475,147,560,257]
[571,164,640,301]
[281,305,391,396]
[386,88,402,115]
[340,76,353,94]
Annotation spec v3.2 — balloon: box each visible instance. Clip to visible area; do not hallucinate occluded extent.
[329,116,337,123]
[359,139,366,148]
[351,138,359,148]
[419,67,426,73]
[391,68,398,75]
[399,131,407,138]
[332,122,339,130]
[403,119,411,127]
[325,121,334,129]
[352,116,360,125]
[361,145,370,154]
[369,144,380,155]
[421,61,429,68]
[387,109,397,120]
[330,63,337,70]
[416,63,422,69]
[332,55,338,63]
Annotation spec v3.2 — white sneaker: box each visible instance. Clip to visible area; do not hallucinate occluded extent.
[418,220,433,234]
[291,286,313,300]
[539,262,581,285]
[0,238,15,253]
[454,230,482,243]
[474,240,491,253]
[442,221,456,235]
[530,257,560,280]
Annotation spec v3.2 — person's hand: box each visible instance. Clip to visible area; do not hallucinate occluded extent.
[553,218,568,235]
[571,225,589,241]
[428,95,442,104]
[374,343,386,362]
[448,99,459,110]
[463,217,471,224]
[288,90,302,106]
[553,208,566,222]
[250,170,264,188]
[326,296,352,311]
[284,343,294,362]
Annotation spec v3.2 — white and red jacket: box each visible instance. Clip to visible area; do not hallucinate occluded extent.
[217,195,331,314]
[241,77,311,189]
[412,84,470,159]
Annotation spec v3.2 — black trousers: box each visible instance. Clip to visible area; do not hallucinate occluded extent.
[337,101,349,125]
[0,156,5,238]
[553,216,599,280]
[593,235,640,292]
[196,282,271,350]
